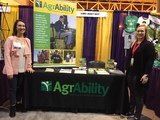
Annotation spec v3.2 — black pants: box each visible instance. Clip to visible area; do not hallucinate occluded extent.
[8,73,25,106]
[127,74,145,119]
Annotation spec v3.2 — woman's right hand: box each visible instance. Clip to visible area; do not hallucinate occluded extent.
[7,75,13,80]
[26,68,35,73]
[124,70,127,74]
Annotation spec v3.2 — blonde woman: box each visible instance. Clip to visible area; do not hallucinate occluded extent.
[125,25,155,120]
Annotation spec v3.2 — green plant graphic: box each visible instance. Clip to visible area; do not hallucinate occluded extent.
[41,81,52,91]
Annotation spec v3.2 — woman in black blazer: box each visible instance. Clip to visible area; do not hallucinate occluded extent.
[125,25,155,120]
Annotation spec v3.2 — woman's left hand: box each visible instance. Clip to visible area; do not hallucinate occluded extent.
[140,74,148,84]
[27,68,35,73]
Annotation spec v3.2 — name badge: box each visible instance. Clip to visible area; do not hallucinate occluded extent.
[130,57,134,66]
[13,42,21,49]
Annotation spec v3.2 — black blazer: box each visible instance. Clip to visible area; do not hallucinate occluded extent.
[54,20,65,33]
[125,39,155,89]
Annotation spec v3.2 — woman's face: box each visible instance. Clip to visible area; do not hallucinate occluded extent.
[136,26,146,40]
[16,21,26,35]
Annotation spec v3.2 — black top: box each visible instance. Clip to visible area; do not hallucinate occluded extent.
[125,40,155,88]
[51,54,62,63]
[54,20,65,33]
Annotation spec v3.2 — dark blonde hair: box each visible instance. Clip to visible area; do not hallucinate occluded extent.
[135,24,149,41]
[131,25,149,48]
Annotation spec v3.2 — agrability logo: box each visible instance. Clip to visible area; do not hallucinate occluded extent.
[41,81,52,91]
[43,3,75,14]
[35,0,42,8]
[41,81,110,96]
[35,0,75,14]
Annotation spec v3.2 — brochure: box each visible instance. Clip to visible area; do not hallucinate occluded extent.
[88,68,95,74]
[108,69,124,75]
[107,59,115,69]
[59,69,72,73]
[95,68,109,75]
[74,69,87,74]
[45,68,54,72]
[79,58,86,69]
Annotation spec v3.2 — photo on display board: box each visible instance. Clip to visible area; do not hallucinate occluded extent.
[50,14,76,50]
[50,49,63,64]
[63,51,76,64]
[34,50,50,64]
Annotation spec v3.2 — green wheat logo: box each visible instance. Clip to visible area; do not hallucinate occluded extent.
[35,0,42,8]
[41,81,52,91]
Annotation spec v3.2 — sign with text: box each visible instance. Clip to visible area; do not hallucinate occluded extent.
[76,11,107,17]
[34,0,76,67]
[41,80,110,97]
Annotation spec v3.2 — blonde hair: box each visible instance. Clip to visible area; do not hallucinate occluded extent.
[131,25,149,48]
[135,24,149,41]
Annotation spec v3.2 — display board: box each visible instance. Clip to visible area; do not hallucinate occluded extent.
[33,0,76,67]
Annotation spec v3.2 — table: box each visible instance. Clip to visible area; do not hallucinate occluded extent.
[0,60,8,105]
[23,69,129,114]
[144,67,160,117]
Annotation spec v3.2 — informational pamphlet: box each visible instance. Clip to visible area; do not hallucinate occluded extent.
[45,68,54,72]
[74,69,87,74]
[59,69,72,73]
[88,68,95,74]
[107,59,115,69]
[108,69,124,75]
[95,68,109,75]
[79,58,86,69]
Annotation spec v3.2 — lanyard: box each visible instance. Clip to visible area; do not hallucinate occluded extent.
[132,42,140,56]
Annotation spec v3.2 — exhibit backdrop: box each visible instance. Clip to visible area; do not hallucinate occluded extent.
[33,0,76,67]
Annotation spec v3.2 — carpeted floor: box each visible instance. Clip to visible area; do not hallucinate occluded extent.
[0,101,153,120]
[0,108,126,120]
[0,107,152,120]
[0,100,127,120]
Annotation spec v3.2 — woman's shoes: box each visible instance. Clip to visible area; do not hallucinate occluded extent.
[121,112,134,118]
[9,105,16,117]
[16,103,27,112]
[126,112,135,117]
[16,103,22,112]
[127,116,140,120]
[134,116,140,120]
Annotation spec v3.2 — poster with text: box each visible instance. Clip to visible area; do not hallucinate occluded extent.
[34,0,76,67]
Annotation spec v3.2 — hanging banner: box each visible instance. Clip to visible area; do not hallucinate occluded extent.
[76,11,107,17]
[33,0,76,67]
[0,6,11,13]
